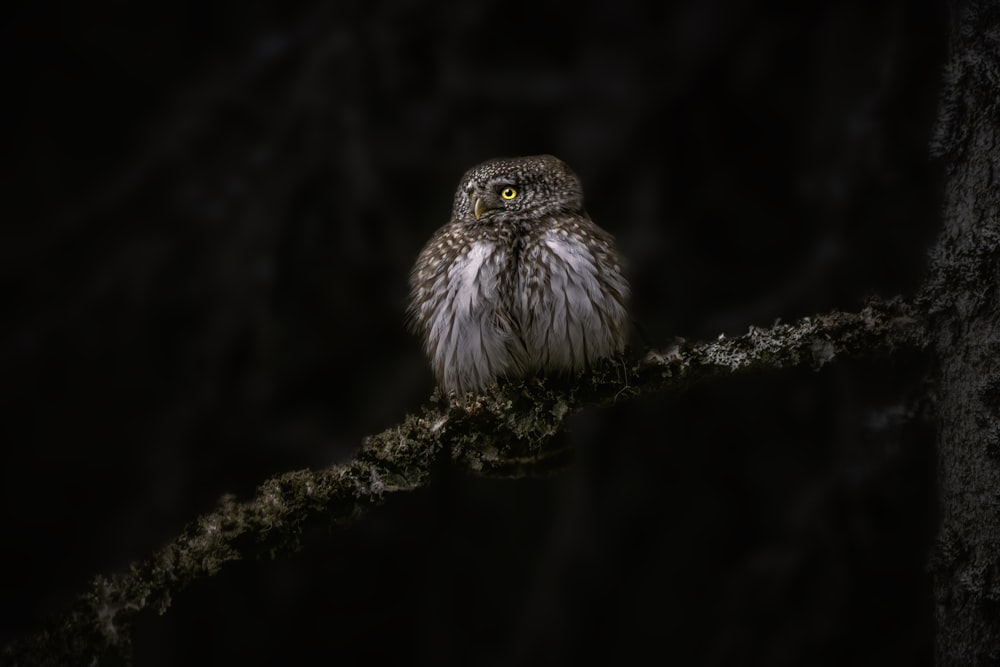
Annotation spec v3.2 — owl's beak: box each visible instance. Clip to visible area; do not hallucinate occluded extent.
[474,197,487,220]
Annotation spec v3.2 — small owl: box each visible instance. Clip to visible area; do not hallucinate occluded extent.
[408,155,630,395]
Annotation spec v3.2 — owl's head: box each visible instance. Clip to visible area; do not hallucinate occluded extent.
[451,154,585,223]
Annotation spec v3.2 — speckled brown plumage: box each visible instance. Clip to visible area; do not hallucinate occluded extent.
[408,155,630,394]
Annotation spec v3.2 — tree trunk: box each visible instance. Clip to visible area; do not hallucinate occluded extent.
[927,2,1000,664]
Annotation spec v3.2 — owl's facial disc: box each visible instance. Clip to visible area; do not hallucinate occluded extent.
[469,181,519,220]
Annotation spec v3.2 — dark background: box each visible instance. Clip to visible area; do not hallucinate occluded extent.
[3,2,946,665]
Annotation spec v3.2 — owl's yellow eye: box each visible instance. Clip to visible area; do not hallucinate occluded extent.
[500,186,518,200]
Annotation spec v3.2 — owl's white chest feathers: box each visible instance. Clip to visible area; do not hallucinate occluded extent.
[425,240,521,393]
[519,228,629,370]
[424,229,628,393]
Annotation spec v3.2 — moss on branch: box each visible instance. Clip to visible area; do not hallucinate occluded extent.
[1,297,928,667]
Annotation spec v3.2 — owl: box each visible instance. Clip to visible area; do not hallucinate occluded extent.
[407,155,630,395]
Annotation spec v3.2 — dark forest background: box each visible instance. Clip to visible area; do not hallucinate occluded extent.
[3,2,947,665]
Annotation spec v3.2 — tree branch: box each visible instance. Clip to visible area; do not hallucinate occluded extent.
[1,297,929,667]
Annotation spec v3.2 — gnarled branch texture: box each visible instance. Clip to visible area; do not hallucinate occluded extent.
[1,299,928,666]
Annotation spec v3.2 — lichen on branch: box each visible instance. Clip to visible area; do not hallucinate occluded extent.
[1,297,928,667]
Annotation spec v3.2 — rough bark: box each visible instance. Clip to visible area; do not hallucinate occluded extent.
[0,302,926,666]
[924,2,1000,665]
